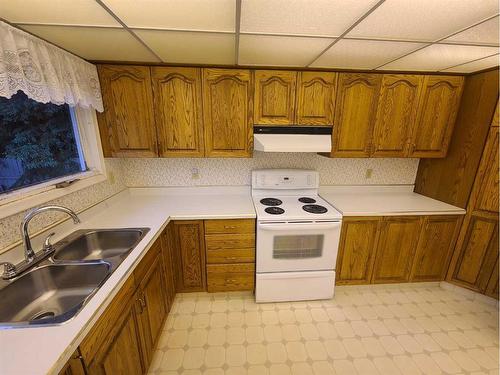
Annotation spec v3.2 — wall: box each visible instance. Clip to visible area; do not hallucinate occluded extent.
[0,159,126,251]
[122,153,420,187]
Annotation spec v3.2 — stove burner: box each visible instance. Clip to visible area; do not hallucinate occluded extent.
[303,204,328,214]
[265,207,285,215]
[260,198,283,206]
[298,197,316,204]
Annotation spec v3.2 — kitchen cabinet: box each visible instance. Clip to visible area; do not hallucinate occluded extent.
[172,220,206,292]
[371,75,422,157]
[254,70,297,125]
[161,222,177,311]
[372,216,422,283]
[97,65,157,158]
[205,219,256,292]
[202,68,253,157]
[448,125,499,298]
[152,67,204,157]
[59,351,86,375]
[336,217,380,285]
[296,72,336,126]
[331,73,382,157]
[409,75,464,158]
[410,215,461,281]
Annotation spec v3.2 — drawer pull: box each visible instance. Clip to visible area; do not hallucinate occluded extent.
[226,257,237,261]
[224,226,237,229]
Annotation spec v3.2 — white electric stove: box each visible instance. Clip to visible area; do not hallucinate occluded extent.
[251,169,343,303]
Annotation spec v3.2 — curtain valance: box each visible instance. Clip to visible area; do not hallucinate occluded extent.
[0,21,103,112]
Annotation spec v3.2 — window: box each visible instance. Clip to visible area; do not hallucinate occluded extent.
[0,92,87,194]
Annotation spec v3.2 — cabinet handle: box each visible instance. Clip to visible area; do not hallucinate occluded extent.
[141,294,147,309]
[226,257,237,261]
[137,298,144,313]
[224,226,236,229]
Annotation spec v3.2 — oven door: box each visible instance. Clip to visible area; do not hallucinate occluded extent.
[256,221,342,273]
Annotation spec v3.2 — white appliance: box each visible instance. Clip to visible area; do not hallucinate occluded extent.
[252,169,342,303]
[253,126,332,152]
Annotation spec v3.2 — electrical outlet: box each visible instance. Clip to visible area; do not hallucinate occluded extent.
[365,168,373,179]
[191,168,200,179]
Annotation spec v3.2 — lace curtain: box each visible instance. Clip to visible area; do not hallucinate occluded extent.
[0,21,103,112]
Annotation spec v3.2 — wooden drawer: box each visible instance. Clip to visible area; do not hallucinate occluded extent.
[207,264,255,292]
[207,248,255,264]
[205,233,255,250]
[205,219,255,235]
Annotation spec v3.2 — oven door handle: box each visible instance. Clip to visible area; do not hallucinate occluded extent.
[258,222,341,231]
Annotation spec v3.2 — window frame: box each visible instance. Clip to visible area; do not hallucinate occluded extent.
[0,106,108,219]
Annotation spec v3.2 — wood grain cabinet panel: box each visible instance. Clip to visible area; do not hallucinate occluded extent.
[492,100,499,127]
[485,258,499,299]
[152,67,204,157]
[372,75,422,157]
[409,75,464,158]
[173,221,206,292]
[97,65,157,157]
[161,223,177,311]
[204,219,255,235]
[372,216,422,283]
[203,68,253,157]
[475,127,499,213]
[449,211,498,292]
[336,217,381,285]
[332,73,382,157]
[410,215,461,282]
[254,70,297,125]
[59,351,86,375]
[207,263,255,292]
[296,71,336,126]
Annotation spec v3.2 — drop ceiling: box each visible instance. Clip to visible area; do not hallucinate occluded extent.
[1,0,498,73]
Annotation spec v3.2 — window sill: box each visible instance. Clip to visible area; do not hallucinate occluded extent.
[0,173,107,220]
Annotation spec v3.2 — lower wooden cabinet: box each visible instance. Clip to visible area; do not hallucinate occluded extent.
[161,222,177,311]
[58,351,86,375]
[172,221,206,292]
[207,263,255,292]
[336,217,380,285]
[336,215,462,285]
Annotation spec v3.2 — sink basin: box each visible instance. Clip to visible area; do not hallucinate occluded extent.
[0,263,110,327]
[53,228,149,263]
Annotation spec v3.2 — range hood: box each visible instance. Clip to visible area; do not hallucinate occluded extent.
[254,126,332,152]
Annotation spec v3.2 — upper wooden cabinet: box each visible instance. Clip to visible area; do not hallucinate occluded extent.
[254,70,297,125]
[409,75,464,158]
[296,72,337,126]
[332,73,382,157]
[372,75,422,157]
[151,67,204,157]
[203,68,253,157]
[97,65,157,158]
[372,216,422,284]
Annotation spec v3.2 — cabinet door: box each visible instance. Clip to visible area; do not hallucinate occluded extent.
[372,216,422,283]
[491,100,499,127]
[203,68,253,157]
[59,351,86,375]
[410,215,461,282]
[296,72,336,126]
[372,75,422,157]
[336,217,381,285]
[152,67,204,157]
[161,223,177,311]
[449,211,499,292]
[332,73,381,157]
[87,301,144,375]
[254,70,297,125]
[409,75,464,158]
[485,258,499,299]
[136,254,166,367]
[474,127,499,213]
[97,65,157,157]
[173,221,206,292]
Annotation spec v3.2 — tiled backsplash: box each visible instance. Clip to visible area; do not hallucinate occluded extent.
[0,159,126,251]
[0,154,419,251]
[122,153,420,187]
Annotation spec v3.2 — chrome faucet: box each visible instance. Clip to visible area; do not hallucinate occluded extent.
[21,205,81,263]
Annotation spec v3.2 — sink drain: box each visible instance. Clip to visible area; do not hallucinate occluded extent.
[31,311,56,321]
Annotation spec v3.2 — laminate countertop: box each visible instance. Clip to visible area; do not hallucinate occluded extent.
[319,185,466,216]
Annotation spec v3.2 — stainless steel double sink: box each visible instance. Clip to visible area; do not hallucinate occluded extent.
[0,228,149,328]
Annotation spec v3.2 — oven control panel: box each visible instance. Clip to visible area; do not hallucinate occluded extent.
[252,169,319,189]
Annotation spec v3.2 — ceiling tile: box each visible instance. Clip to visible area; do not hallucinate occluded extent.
[240,0,380,37]
[443,16,499,46]
[102,0,235,32]
[379,44,499,71]
[348,0,499,42]
[20,25,159,62]
[239,35,333,66]
[442,54,499,73]
[135,30,235,64]
[0,0,119,27]
[310,39,425,69]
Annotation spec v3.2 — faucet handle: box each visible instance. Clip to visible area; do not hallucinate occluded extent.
[43,232,56,253]
[0,262,17,279]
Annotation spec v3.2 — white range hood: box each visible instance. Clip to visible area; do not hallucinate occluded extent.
[253,126,332,153]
